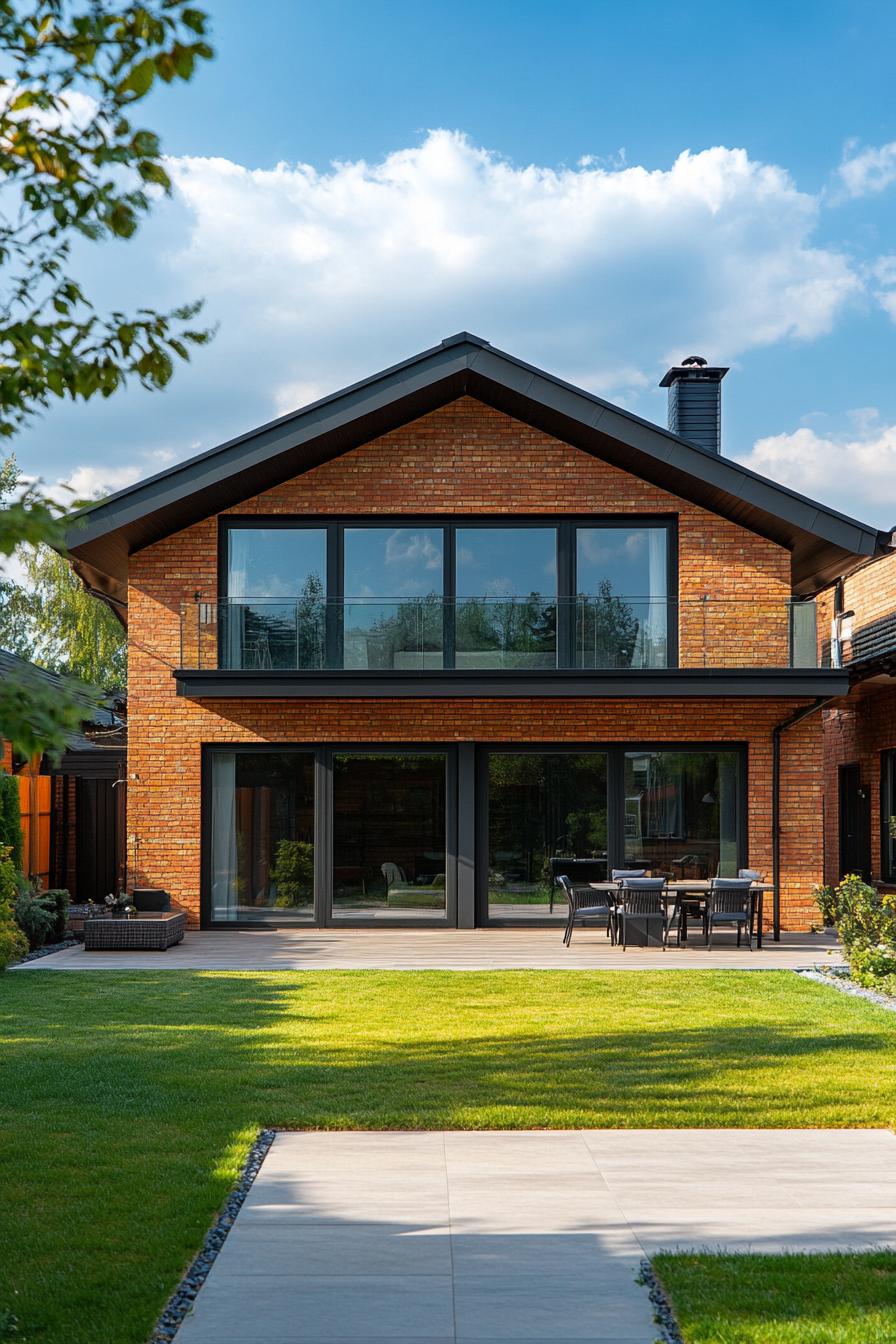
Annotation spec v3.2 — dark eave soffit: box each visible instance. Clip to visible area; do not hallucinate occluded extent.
[65,333,888,609]
[173,667,851,701]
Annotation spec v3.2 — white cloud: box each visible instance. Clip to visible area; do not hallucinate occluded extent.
[58,445,185,503]
[838,140,896,199]
[735,415,896,527]
[162,132,862,419]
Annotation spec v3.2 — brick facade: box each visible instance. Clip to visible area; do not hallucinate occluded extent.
[820,550,896,888]
[127,397,823,929]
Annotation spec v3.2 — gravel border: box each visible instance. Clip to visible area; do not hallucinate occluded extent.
[636,1258,685,1344]
[16,938,78,964]
[148,1128,275,1343]
[796,966,896,1013]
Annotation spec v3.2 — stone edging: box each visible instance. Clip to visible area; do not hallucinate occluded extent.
[148,1128,275,1343]
[17,938,78,964]
[637,1259,685,1343]
[796,967,896,1013]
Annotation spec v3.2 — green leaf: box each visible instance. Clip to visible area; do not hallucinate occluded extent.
[119,57,156,99]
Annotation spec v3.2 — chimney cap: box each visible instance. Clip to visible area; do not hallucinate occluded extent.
[659,358,729,387]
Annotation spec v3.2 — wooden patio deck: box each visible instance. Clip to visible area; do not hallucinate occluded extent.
[16,928,843,971]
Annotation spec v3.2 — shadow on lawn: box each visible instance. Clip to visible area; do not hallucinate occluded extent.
[1,971,892,1131]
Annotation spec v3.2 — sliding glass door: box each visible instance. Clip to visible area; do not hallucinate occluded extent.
[208,750,315,922]
[623,749,740,879]
[205,743,743,928]
[484,751,609,922]
[205,746,455,926]
[332,751,451,921]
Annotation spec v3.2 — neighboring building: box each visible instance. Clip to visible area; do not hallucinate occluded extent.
[816,549,896,890]
[0,650,127,898]
[63,334,888,933]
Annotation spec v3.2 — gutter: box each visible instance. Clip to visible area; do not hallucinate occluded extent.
[771,697,835,941]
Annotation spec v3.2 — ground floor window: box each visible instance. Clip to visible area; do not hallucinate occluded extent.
[332,752,448,919]
[209,750,315,922]
[486,752,608,920]
[204,742,745,927]
[623,749,740,881]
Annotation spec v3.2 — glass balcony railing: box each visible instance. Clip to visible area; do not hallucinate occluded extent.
[179,595,819,672]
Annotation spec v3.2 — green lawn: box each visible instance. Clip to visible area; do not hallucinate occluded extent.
[654,1252,896,1344]
[2,968,896,1344]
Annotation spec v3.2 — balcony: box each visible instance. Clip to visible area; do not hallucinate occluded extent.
[171,595,846,699]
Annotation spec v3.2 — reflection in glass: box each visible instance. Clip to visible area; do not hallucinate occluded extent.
[224,527,326,670]
[342,528,444,669]
[486,752,608,920]
[456,527,557,668]
[332,753,447,919]
[623,750,739,879]
[210,751,315,922]
[575,527,668,668]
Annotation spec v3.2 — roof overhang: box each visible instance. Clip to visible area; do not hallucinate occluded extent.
[65,333,889,616]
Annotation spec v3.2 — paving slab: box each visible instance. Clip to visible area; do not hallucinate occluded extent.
[172,1129,896,1344]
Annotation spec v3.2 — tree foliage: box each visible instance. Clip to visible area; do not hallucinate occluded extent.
[0,2,213,753]
[0,452,126,682]
[0,0,214,433]
[0,769,23,869]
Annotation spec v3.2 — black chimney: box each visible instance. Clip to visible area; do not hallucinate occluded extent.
[659,355,729,454]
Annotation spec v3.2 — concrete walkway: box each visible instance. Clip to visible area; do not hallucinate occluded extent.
[173,1129,896,1344]
[18,928,842,971]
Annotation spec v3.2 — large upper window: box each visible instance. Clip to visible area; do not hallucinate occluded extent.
[343,527,444,670]
[217,518,674,670]
[575,525,670,669]
[456,526,557,669]
[223,525,326,670]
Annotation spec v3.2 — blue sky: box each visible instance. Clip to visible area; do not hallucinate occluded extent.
[15,0,896,526]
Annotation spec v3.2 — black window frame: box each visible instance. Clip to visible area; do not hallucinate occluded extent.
[201,741,458,929]
[476,741,747,927]
[217,515,679,671]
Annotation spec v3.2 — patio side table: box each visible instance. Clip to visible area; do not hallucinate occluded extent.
[84,912,186,951]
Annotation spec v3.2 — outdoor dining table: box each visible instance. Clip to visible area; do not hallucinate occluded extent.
[587,880,772,948]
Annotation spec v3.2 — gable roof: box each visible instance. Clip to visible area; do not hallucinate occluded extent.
[65,332,889,611]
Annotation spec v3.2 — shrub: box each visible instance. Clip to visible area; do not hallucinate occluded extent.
[271,839,314,907]
[41,888,70,942]
[0,771,22,872]
[815,874,896,995]
[0,846,27,969]
[13,886,56,951]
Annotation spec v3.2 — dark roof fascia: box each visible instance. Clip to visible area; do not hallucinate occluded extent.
[172,667,850,700]
[45,745,126,778]
[65,334,887,603]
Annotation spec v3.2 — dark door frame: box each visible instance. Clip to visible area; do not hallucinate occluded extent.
[201,742,459,929]
[838,761,871,880]
[475,741,748,928]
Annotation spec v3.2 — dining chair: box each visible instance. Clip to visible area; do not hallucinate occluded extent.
[616,876,670,951]
[558,874,616,947]
[706,877,754,949]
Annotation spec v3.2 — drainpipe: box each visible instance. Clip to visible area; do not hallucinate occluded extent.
[772,697,834,941]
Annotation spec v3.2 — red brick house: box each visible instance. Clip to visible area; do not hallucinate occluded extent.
[63,334,887,933]
[817,547,896,891]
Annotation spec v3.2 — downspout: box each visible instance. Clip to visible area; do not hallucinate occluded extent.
[772,697,834,941]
